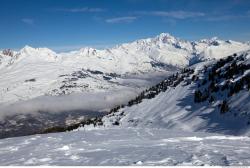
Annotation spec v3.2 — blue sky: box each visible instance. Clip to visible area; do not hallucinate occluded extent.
[1,0,250,51]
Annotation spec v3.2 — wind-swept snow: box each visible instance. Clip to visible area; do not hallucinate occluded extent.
[0,128,249,166]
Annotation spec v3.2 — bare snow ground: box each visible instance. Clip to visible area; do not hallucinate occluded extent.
[0,128,250,166]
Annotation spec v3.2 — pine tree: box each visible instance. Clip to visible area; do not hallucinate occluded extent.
[194,90,202,103]
[209,96,215,103]
[220,100,229,114]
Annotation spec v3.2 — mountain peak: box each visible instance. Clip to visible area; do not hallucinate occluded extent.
[154,33,179,45]
[199,36,222,46]
[210,36,219,41]
[158,32,173,38]
[22,45,35,50]
[157,33,175,40]
[19,46,57,55]
[19,45,36,54]
[78,47,97,56]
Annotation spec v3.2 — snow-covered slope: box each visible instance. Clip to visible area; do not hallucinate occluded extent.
[1,128,250,166]
[102,50,250,135]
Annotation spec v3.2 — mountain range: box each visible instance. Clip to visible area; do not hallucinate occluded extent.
[0,33,249,105]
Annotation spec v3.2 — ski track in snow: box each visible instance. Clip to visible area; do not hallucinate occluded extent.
[0,128,249,166]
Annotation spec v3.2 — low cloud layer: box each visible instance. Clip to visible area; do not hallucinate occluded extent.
[0,89,139,120]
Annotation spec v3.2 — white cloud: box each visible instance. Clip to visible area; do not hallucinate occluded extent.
[136,10,205,19]
[206,15,239,21]
[106,16,137,23]
[206,11,250,21]
[55,7,105,13]
[21,18,34,25]
[151,11,205,19]
[135,10,250,21]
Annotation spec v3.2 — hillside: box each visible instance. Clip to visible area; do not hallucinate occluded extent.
[102,50,250,135]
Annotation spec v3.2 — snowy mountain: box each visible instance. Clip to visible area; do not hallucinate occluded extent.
[0,33,249,105]
[0,33,250,138]
[8,49,249,138]
[0,35,250,166]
